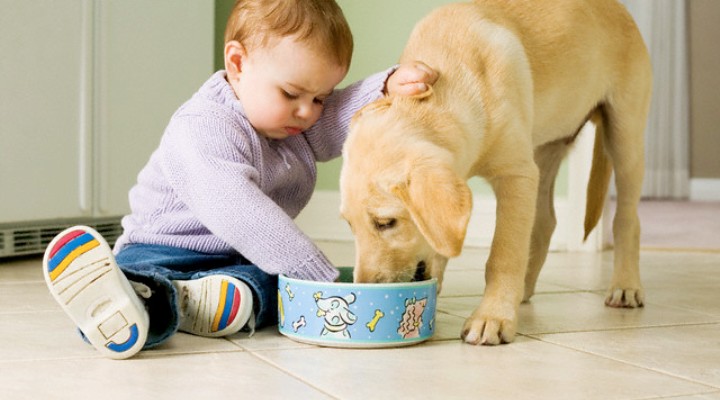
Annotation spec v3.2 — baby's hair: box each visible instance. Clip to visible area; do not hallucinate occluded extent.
[225,0,353,68]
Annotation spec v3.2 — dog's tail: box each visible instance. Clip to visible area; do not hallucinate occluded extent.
[584,107,612,241]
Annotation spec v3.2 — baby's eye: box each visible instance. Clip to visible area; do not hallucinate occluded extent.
[282,90,299,100]
[313,97,325,105]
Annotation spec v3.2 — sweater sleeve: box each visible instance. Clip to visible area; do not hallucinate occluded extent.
[161,115,339,282]
[304,68,394,161]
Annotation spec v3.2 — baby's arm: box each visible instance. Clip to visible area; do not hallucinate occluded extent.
[305,62,438,160]
[303,69,389,161]
[162,117,339,282]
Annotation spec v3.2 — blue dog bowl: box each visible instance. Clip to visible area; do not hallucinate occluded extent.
[278,267,437,348]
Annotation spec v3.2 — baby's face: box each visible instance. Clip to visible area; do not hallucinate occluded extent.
[232,35,347,140]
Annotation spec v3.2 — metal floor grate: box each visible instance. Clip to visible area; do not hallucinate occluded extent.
[0,217,122,258]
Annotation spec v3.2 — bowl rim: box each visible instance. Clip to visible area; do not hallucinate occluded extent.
[279,273,438,289]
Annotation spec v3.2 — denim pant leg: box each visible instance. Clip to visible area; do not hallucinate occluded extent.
[115,244,278,349]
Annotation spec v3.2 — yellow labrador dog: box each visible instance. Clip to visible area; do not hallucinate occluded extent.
[340,0,651,345]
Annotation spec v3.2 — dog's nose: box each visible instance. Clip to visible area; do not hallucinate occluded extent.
[413,261,427,281]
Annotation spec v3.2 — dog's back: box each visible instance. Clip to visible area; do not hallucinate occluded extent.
[400,0,650,147]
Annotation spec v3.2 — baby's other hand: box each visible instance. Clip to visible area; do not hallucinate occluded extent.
[385,61,438,96]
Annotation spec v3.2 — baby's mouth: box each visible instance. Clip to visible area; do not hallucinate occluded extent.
[285,127,303,136]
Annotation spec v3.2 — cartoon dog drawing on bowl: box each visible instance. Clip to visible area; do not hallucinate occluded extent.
[398,297,428,339]
[314,292,357,339]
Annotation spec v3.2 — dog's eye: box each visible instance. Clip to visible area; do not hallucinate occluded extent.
[374,218,397,231]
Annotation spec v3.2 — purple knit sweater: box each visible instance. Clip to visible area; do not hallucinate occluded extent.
[114,70,389,281]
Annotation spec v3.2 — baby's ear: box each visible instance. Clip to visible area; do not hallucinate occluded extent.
[224,40,246,79]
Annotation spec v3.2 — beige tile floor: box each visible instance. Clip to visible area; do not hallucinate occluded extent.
[1,242,719,400]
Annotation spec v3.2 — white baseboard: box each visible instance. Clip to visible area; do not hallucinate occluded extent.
[296,190,603,252]
[690,178,720,201]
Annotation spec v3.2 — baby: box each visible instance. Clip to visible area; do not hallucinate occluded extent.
[43,0,437,359]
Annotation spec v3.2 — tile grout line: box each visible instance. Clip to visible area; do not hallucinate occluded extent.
[519,321,720,337]
[242,348,342,400]
[526,332,720,392]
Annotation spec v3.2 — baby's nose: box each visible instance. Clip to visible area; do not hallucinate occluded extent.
[294,103,313,120]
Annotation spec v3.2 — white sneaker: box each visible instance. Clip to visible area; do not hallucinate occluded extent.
[173,275,253,337]
[43,226,149,360]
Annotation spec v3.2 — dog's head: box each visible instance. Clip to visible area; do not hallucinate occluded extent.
[340,95,472,287]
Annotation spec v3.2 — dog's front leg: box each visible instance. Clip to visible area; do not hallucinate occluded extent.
[462,168,538,345]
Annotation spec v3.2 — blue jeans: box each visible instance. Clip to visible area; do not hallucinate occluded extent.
[115,244,278,348]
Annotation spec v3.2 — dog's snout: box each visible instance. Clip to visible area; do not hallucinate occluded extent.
[413,261,427,282]
[353,269,381,284]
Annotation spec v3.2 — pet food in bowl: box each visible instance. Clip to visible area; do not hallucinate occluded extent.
[278,267,437,348]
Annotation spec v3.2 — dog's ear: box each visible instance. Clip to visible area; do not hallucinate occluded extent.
[351,86,434,124]
[390,85,435,103]
[341,309,358,324]
[390,164,472,257]
[408,84,434,100]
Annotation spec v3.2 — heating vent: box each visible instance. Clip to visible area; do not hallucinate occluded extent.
[0,217,122,258]
[94,222,123,244]
[12,229,59,255]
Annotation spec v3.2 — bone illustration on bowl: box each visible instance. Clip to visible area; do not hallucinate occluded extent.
[366,309,384,332]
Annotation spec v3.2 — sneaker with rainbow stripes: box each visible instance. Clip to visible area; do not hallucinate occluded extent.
[173,275,253,337]
[43,226,149,359]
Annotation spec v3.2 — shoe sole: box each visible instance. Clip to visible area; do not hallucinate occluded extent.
[43,226,148,359]
[174,275,253,337]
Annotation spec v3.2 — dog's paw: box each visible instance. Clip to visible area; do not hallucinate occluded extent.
[605,286,645,308]
[460,306,517,345]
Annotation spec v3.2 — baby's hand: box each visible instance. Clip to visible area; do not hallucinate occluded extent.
[385,61,438,96]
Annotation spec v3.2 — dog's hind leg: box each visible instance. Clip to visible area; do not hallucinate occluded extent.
[523,140,570,302]
[602,70,652,308]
